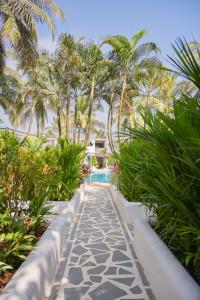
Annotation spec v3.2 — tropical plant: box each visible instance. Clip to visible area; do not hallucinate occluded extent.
[102,29,159,144]
[0,0,63,73]
[54,138,86,200]
[91,155,98,167]
[78,42,109,145]
[116,38,200,280]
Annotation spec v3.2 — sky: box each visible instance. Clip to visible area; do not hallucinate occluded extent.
[38,0,200,59]
[1,0,200,130]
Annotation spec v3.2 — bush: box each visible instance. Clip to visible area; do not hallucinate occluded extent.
[116,95,200,279]
[51,138,86,200]
[0,132,85,279]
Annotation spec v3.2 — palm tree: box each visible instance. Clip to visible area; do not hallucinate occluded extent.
[12,76,48,136]
[56,34,83,138]
[0,0,63,74]
[102,29,159,144]
[78,42,109,145]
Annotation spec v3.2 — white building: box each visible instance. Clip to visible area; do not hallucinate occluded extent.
[86,138,108,168]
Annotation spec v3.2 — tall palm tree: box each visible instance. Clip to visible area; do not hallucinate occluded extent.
[56,34,83,138]
[78,42,109,145]
[102,29,159,144]
[0,0,63,74]
[12,77,48,136]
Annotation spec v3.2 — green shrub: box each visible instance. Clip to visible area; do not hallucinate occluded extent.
[115,140,149,201]
[91,155,98,167]
[116,95,200,278]
[54,138,86,200]
[0,132,85,277]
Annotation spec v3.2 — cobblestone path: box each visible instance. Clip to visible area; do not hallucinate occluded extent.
[48,184,155,300]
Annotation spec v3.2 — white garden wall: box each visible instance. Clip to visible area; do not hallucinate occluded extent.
[134,218,200,300]
[109,184,154,223]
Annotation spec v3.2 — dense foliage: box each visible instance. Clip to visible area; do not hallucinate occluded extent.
[115,39,200,280]
[0,131,85,280]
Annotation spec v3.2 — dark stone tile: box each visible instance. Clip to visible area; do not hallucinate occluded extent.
[89,275,102,283]
[82,254,90,258]
[79,257,87,265]
[91,231,104,238]
[105,237,117,243]
[89,281,127,300]
[104,267,117,275]
[119,267,133,275]
[101,228,111,233]
[64,286,89,300]
[90,238,104,243]
[87,242,110,251]
[88,265,106,274]
[94,253,110,264]
[84,281,93,286]
[111,243,127,251]
[79,223,94,229]
[74,240,81,245]
[117,262,133,268]
[109,230,124,237]
[68,267,83,285]
[130,285,143,294]
[112,250,130,262]
[72,245,88,256]
[82,261,96,267]
[111,277,135,286]
[90,249,107,256]
[70,256,79,263]
[77,237,90,243]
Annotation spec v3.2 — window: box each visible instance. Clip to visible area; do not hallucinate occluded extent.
[95,142,104,148]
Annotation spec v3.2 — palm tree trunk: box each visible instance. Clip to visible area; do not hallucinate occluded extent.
[65,98,70,139]
[27,106,34,136]
[107,85,115,152]
[77,127,81,143]
[57,107,62,137]
[73,97,78,143]
[117,76,126,146]
[36,119,40,137]
[85,78,95,146]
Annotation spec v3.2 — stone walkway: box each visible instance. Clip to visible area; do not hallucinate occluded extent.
[47,184,155,300]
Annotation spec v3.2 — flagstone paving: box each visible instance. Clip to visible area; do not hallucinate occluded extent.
[47,184,155,300]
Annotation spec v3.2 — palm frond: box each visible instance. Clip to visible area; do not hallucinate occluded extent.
[168,38,200,90]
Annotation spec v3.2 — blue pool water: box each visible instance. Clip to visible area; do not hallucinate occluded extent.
[85,172,112,183]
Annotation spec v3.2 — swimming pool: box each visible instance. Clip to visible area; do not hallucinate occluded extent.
[85,172,112,183]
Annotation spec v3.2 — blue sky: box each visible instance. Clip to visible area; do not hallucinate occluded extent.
[38,0,200,60]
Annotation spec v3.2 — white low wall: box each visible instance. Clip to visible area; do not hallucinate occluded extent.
[109,185,153,223]
[134,218,200,300]
[45,186,84,223]
[0,185,86,300]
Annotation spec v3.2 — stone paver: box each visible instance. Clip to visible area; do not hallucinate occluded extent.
[47,184,155,300]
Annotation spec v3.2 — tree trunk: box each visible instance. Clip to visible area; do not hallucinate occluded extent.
[27,106,34,136]
[85,78,95,146]
[36,119,40,137]
[107,85,115,153]
[65,98,70,139]
[117,76,126,146]
[57,107,62,137]
[77,127,81,143]
[73,96,78,143]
